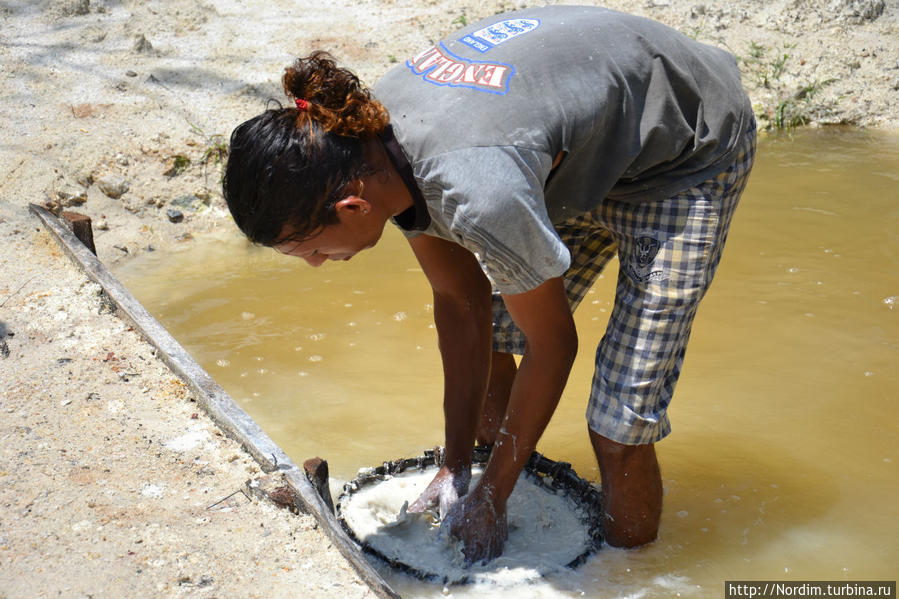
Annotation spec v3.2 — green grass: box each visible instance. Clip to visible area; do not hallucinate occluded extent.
[740,41,839,131]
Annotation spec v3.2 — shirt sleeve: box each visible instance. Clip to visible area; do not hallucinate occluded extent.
[418,146,571,295]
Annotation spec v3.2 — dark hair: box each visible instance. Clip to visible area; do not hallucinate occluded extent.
[223,51,390,245]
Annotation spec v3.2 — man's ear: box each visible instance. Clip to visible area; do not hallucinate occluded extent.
[334,195,371,216]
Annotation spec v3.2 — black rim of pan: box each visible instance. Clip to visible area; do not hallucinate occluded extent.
[336,445,605,584]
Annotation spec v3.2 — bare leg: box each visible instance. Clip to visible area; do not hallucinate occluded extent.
[589,428,662,548]
[476,352,516,446]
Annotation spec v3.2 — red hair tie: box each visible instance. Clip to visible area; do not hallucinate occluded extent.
[295,98,309,111]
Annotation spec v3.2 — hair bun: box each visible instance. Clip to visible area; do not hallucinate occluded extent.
[282,51,389,138]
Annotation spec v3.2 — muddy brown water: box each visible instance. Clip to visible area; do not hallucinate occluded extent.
[116,129,898,597]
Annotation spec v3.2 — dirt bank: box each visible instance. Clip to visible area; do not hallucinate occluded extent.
[0,0,896,596]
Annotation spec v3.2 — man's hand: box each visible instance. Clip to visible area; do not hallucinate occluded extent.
[407,464,471,519]
[440,482,508,565]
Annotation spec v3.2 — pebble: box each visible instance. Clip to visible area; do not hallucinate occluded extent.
[63,0,90,16]
[141,484,164,499]
[133,34,154,53]
[97,174,129,199]
[169,195,206,213]
[165,208,184,223]
[76,172,93,187]
[55,188,88,207]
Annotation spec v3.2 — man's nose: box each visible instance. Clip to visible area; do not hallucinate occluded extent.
[304,253,328,267]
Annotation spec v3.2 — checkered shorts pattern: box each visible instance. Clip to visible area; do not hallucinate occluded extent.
[491,124,757,444]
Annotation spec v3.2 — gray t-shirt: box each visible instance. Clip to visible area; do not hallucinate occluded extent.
[374,5,753,294]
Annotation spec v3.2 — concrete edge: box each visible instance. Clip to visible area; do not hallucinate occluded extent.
[28,203,400,599]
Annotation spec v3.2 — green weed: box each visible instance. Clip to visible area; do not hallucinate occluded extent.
[740,41,838,131]
[772,79,839,131]
[743,41,796,89]
[186,119,230,184]
[164,154,190,177]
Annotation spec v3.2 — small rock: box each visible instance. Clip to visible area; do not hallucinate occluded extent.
[141,484,164,499]
[95,218,109,231]
[76,172,93,187]
[828,0,885,23]
[55,188,88,207]
[169,194,207,213]
[125,70,138,77]
[166,208,184,223]
[133,34,154,54]
[0,340,9,359]
[62,0,90,16]
[70,103,96,118]
[245,474,300,513]
[97,174,129,199]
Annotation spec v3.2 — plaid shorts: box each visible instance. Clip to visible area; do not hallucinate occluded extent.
[492,124,757,445]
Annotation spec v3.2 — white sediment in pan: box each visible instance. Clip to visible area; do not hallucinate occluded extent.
[338,467,595,584]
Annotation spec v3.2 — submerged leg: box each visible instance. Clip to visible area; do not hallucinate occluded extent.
[590,429,662,548]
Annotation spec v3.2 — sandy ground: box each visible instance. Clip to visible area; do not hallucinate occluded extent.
[0,0,896,597]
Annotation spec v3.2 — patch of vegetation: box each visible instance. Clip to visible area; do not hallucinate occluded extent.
[740,41,839,131]
[201,135,228,169]
[452,13,468,28]
[164,154,190,177]
[771,79,839,130]
[743,41,794,89]
[187,119,230,183]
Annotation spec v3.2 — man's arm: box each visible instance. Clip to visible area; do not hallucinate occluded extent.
[406,234,494,513]
[442,275,578,563]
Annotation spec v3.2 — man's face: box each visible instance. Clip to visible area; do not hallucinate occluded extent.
[273,202,384,266]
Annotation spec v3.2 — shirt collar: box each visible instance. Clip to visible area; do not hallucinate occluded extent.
[379,124,431,232]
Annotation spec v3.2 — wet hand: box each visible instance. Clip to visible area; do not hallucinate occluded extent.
[440,483,508,565]
[407,464,471,520]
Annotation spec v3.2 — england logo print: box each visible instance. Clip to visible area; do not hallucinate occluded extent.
[406,44,515,94]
